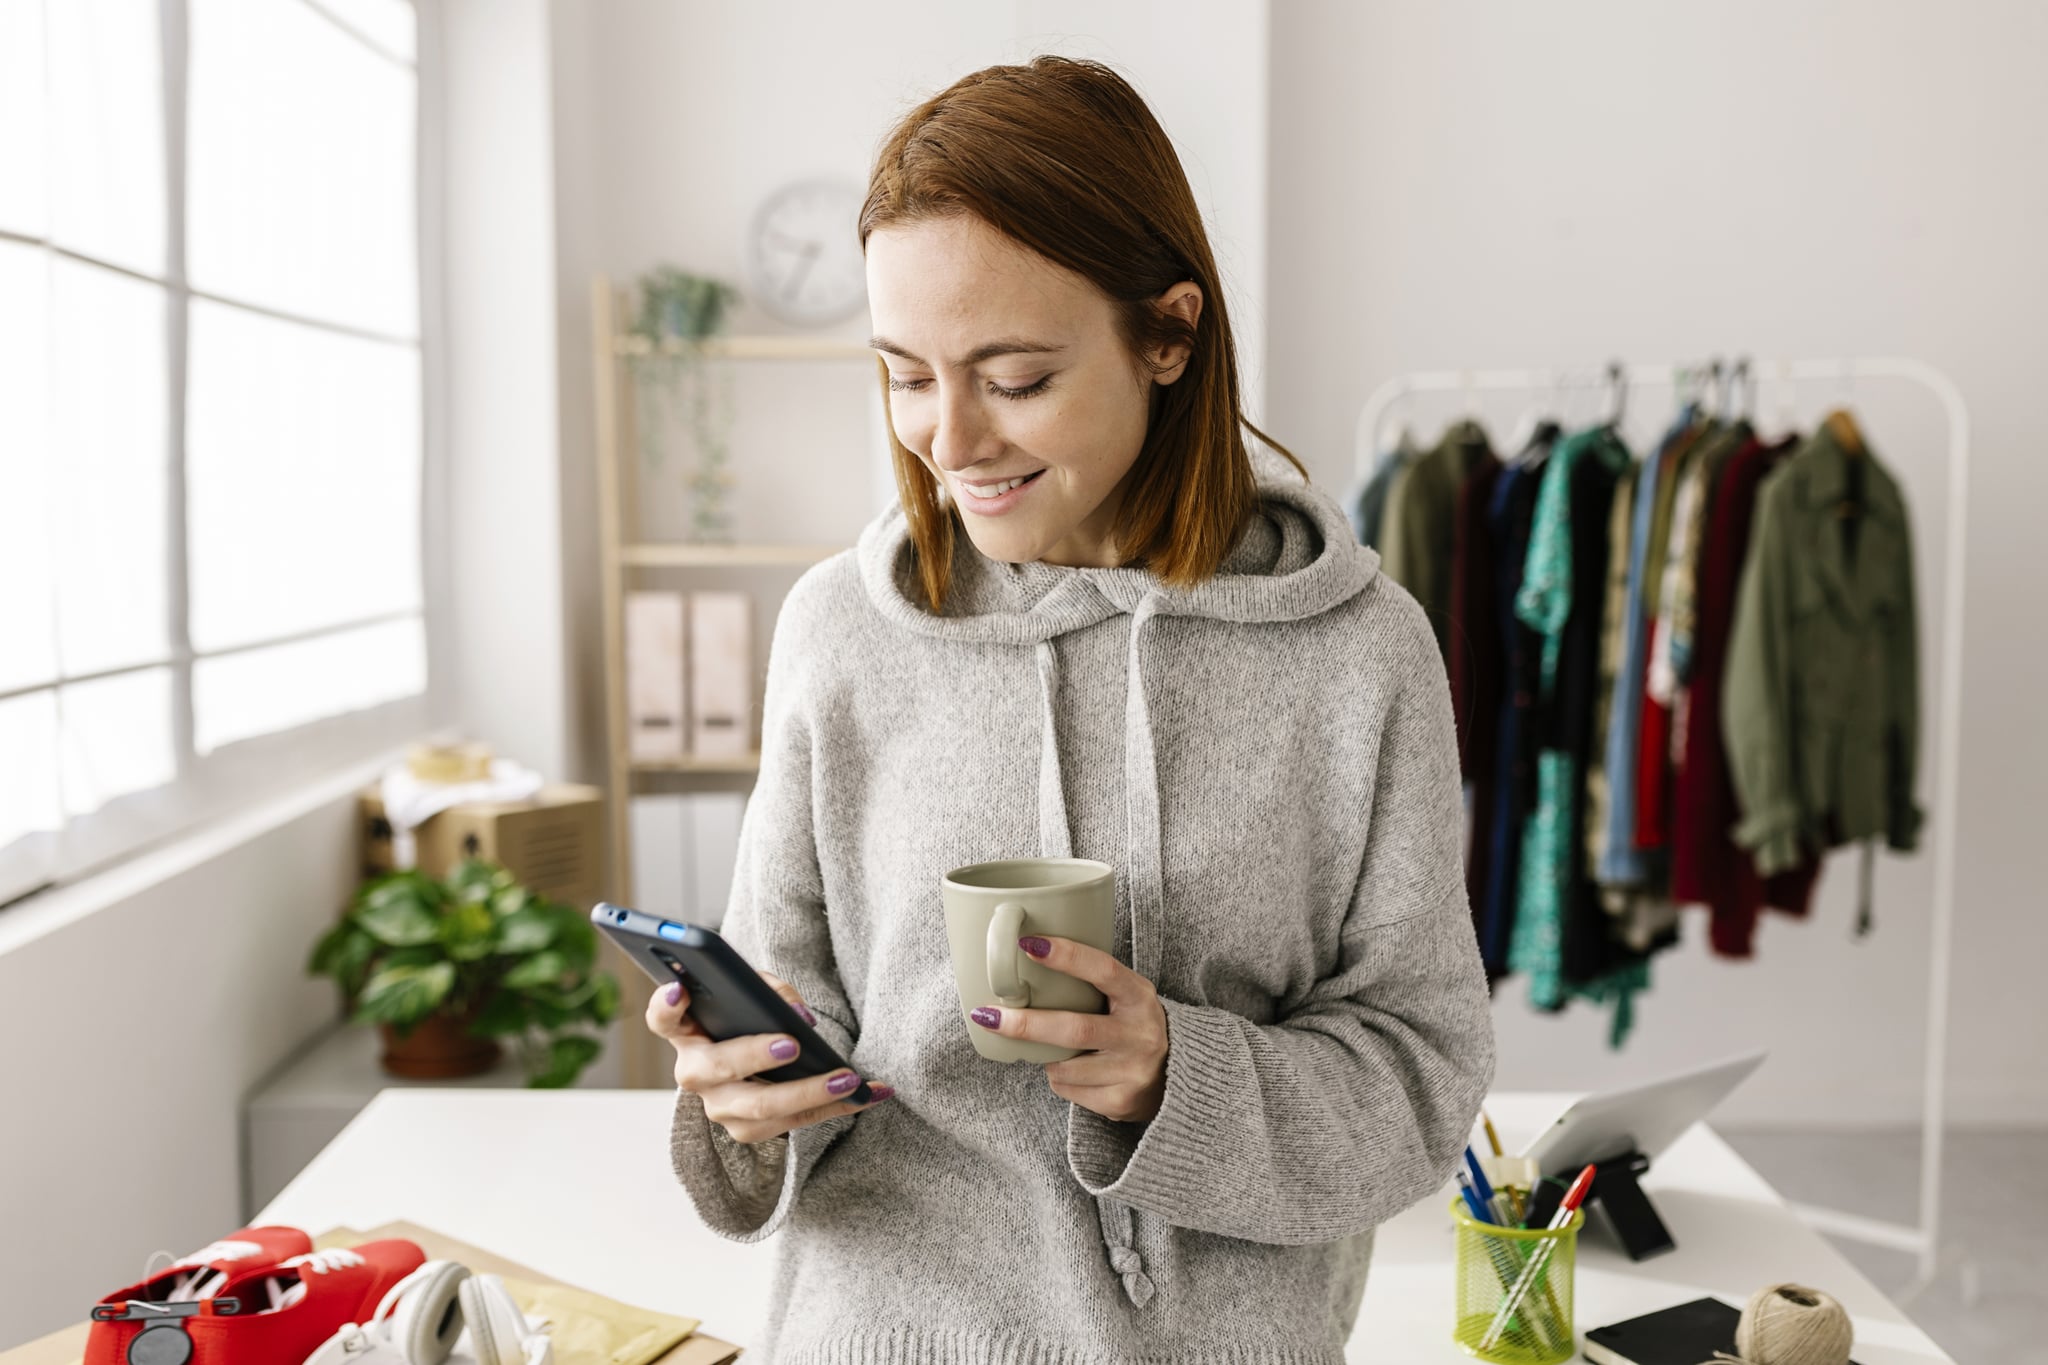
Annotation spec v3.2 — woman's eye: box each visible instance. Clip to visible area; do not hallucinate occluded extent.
[886,375,1053,401]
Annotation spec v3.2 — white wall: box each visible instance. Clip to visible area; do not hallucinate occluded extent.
[1268,0,2048,1125]
[0,759,388,1347]
[442,0,572,784]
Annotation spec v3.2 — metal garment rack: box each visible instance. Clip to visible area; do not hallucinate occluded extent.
[1354,357,1970,1301]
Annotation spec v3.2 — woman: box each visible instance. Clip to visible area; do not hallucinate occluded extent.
[646,55,1495,1363]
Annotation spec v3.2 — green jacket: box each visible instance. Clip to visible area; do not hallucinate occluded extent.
[1722,422,1922,874]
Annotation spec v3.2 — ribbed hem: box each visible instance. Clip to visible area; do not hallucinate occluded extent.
[776,1327,1344,1365]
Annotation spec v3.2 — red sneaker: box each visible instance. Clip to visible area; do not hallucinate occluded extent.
[85,1227,314,1365]
[184,1240,427,1365]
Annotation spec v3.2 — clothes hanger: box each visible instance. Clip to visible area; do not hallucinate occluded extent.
[1601,359,1628,431]
[1728,355,1756,434]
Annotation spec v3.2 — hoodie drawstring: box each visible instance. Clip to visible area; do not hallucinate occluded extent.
[1030,593,1164,1309]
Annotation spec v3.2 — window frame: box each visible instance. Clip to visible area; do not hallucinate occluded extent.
[0,0,451,908]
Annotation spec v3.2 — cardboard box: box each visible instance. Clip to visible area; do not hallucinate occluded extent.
[0,1221,741,1365]
[360,783,605,914]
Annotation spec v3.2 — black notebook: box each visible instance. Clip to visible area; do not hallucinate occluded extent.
[1583,1297,1862,1365]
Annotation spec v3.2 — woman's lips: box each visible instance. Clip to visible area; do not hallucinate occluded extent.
[956,468,1045,513]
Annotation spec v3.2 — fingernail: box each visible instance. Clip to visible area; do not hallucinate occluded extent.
[1018,936,1051,958]
[769,1038,798,1060]
[664,981,683,1006]
[867,1083,896,1102]
[826,1072,861,1096]
[970,1007,1001,1029]
[795,1002,817,1026]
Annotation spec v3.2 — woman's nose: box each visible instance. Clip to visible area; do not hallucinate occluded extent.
[929,383,996,473]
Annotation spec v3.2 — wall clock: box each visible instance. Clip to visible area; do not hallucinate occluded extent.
[744,177,869,327]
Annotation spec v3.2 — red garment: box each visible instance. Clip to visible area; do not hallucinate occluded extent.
[1669,434,1820,954]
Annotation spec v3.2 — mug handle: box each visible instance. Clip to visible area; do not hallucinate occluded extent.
[987,901,1031,1006]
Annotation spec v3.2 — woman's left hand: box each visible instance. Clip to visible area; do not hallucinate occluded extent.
[969,935,1169,1123]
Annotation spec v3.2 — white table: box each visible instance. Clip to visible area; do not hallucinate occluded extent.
[258,1090,1955,1363]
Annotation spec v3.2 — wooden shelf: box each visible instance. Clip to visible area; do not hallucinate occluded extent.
[631,752,762,775]
[614,334,873,361]
[620,542,848,568]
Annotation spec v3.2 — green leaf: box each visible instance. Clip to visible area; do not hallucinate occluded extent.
[494,906,558,956]
[550,910,597,973]
[528,1034,603,1089]
[590,970,622,1025]
[467,989,532,1037]
[309,921,378,997]
[438,900,496,961]
[451,859,515,905]
[502,950,567,991]
[354,883,440,947]
[352,961,457,1027]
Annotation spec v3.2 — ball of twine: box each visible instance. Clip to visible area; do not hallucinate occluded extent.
[1706,1283,1855,1365]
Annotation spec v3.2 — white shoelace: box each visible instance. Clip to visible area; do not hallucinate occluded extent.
[260,1248,367,1312]
[142,1239,265,1303]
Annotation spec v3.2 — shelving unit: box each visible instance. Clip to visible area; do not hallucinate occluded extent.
[589,275,875,1086]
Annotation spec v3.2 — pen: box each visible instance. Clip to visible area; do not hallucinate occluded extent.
[1463,1146,1495,1207]
[1481,1110,1504,1158]
[1464,1145,1509,1226]
[1457,1170,1553,1350]
[1480,1163,1596,1352]
[1456,1169,1494,1225]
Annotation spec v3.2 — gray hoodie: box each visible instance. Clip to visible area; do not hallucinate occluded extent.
[667,462,1496,1363]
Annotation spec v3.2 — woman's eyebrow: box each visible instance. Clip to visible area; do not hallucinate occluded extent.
[868,335,1066,366]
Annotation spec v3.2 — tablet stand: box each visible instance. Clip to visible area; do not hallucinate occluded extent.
[1524,1150,1675,1261]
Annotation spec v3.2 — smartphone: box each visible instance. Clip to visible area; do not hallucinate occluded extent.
[593,902,872,1104]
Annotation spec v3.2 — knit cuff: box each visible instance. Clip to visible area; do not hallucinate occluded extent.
[1065,995,1235,1214]
[666,1011,860,1243]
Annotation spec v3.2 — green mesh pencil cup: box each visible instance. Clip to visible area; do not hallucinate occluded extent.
[1449,1196,1582,1364]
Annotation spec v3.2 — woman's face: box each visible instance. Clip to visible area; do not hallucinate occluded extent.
[866,215,1199,569]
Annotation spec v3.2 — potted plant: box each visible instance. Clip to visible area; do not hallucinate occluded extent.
[626,263,744,542]
[308,859,621,1087]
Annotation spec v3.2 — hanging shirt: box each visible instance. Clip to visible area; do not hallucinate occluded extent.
[1379,419,1496,658]
[1596,410,1702,890]
[1507,427,1641,1042]
[1722,420,1924,876]
[1669,431,1821,955]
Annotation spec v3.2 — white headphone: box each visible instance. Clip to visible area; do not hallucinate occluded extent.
[303,1260,552,1365]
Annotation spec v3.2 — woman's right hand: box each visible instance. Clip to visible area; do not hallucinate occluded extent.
[645,973,893,1145]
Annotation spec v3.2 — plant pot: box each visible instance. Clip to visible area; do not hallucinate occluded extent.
[377,1011,501,1080]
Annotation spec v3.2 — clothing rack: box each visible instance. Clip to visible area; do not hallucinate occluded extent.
[1353,357,1969,1301]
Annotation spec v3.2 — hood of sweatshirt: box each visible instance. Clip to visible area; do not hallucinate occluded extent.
[855,465,1379,1304]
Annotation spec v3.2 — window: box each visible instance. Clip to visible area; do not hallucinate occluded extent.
[0,0,433,907]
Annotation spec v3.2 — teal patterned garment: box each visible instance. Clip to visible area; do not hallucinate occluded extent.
[1509,428,1647,1044]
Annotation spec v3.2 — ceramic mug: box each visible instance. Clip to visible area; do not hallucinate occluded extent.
[942,857,1116,1064]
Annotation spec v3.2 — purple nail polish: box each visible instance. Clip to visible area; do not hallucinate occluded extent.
[796,1002,817,1026]
[1018,936,1051,959]
[867,1083,896,1102]
[664,981,683,1006]
[769,1038,799,1060]
[970,1006,1001,1029]
[827,1072,861,1096]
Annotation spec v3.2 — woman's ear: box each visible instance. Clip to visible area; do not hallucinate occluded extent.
[1149,281,1202,386]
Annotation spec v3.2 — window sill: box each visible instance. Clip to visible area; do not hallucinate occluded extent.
[0,747,410,959]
